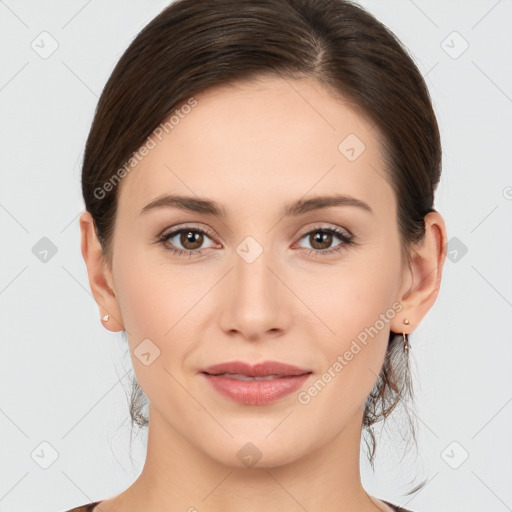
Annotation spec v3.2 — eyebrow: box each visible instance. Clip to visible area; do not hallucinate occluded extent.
[139,193,373,217]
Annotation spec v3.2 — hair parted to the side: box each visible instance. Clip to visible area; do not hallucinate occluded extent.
[82,0,441,493]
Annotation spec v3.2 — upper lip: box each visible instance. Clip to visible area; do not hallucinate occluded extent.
[201,360,312,377]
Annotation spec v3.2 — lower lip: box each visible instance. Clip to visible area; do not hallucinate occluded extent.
[201,373,311,405]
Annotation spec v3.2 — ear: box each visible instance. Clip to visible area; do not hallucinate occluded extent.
[391,211,448,334]
[79,210,124,332]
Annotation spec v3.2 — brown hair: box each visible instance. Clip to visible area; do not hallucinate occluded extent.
[82,0,440,488]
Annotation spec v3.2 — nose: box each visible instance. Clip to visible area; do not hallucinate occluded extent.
[218,241,292,342]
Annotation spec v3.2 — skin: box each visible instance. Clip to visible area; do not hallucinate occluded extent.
[80,75,447,512]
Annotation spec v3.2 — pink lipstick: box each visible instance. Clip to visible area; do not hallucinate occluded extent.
[200,360,312,406]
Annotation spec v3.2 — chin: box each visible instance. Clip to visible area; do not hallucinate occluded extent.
[201,432,307,470]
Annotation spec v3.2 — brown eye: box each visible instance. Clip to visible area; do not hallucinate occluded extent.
[179,230,204,250]
[309,231,333,250]
[159,226,218,256]
[296,226,354,257]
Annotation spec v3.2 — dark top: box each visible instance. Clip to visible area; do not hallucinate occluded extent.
[63,498,415,511]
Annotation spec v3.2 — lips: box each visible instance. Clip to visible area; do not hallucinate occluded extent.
[201,360,311,378]
[200,360,312,405]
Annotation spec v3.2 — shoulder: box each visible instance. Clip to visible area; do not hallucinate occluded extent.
[381,499,416,512]
[61,501,102,512]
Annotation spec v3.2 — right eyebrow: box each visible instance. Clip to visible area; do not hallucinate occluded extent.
[139,194,228,217]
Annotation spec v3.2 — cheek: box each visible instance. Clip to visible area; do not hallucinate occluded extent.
[113,252,209,369]
[305,256,400,399]
[116,271,170,339]
[113,237,203,337]
[307,258,399,338]
[113,265,196,409]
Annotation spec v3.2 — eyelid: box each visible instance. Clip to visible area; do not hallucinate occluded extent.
[295,222,353,239]
[159,223,217,240]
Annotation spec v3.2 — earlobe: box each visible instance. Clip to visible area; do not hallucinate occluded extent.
[79,210,125,332]
[392,211,448,333]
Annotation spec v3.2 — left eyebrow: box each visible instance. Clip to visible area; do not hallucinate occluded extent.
[139,193,373,217]
[281,194,373,216]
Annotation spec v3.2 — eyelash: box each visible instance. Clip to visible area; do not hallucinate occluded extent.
[158,224,355,259]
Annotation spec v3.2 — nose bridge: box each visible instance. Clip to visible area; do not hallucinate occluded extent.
[220,234,289,339]
[236,238,274,297]
[235,234,278,307]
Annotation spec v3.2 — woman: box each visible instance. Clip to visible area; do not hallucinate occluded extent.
[70,0,447,510]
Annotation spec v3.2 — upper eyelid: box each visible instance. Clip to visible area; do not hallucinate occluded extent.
[296,224,351,238]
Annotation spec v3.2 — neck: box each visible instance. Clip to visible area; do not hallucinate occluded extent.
[113,404,387,512]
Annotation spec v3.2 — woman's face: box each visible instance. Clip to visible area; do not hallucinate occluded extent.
[106,76,412,467]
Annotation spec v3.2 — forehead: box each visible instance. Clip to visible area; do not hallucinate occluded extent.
[117,75,395,222]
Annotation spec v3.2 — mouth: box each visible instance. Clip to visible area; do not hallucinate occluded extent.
[199,360,313,405]
[203,373,297,381]
[201,360,312,378]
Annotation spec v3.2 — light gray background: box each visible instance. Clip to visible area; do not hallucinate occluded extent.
[1,1,511,511]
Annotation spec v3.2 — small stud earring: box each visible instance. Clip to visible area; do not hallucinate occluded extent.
[102,314,109,322]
